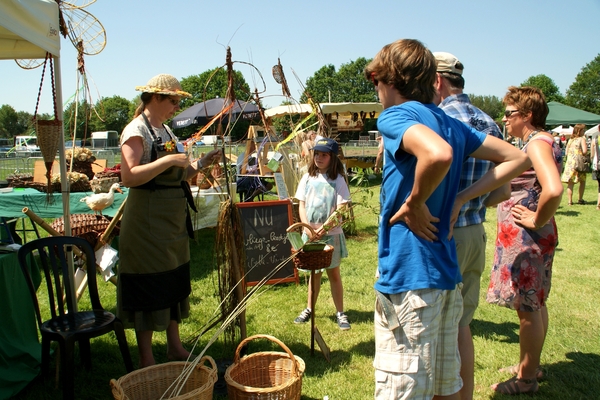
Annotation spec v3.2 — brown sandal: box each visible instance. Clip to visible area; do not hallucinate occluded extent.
[499,364,544,380]
[493,376,539,395]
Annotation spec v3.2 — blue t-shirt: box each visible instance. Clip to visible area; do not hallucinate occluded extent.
[375,101,486,294]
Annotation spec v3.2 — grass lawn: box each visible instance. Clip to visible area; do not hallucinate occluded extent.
[12,176,600,399]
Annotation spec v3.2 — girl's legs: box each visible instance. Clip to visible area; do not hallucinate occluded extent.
[135,330,155,368]
[597,179,600,209]
[578,180,586,203]
[567,181,574,204]
[166,320,190,361]
[325,266,344,313]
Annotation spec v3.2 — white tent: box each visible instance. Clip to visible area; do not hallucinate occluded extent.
[585,124,599,137]
[265,102,383,118]
[0,0,71,236]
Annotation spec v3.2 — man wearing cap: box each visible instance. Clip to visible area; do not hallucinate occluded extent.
[434,51,508,400]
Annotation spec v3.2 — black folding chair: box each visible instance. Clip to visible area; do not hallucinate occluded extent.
[17,236,133,400]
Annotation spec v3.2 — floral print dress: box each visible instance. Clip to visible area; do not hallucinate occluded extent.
[487,136,562,312]
[561,136,586,184]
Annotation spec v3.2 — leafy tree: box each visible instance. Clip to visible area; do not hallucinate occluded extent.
[16,111,34,136]
[521,74,565,103]
[565,53,600,115]
[0,104,21,137]
[301,58,377,103]
[63,100,98,140]
[90,96,131,133]
[180,68,253,107]
[468,94,504,121]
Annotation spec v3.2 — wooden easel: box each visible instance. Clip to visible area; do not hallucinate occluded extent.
[239,125,297,198]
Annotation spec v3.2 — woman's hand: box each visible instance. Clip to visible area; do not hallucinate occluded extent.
[165,153,191,168]
[511,204,541,230]
[199,149,222,168]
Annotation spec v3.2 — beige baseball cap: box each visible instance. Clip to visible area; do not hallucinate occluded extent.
[433,52,464,76]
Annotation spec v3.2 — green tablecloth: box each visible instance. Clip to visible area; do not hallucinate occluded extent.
[0,188,128,219]
[0,251,41,399]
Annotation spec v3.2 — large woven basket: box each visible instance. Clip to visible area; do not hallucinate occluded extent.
[110,357,217,400]
[90,176,120,193]
[225,334,305,400]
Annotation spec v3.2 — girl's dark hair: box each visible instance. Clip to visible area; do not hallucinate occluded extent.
[308,152,347,180]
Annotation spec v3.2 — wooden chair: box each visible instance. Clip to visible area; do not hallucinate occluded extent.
[17,236,133,400]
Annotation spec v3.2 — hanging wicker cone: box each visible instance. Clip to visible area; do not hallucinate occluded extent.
[36,119,62,200]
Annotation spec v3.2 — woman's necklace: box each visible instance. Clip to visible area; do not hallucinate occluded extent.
[524,130,539,144]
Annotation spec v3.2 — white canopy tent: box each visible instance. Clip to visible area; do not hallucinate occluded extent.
[585,124,599,137]
[0,0,71,236]
[265,102,383,118]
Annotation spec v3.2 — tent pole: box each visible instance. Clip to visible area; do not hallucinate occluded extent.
[54,54,77,311]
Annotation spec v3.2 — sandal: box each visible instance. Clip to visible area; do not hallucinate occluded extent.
[578,199,586,205]
[568,202,573,206]
[492,376,539,395]
[499,364,544,380]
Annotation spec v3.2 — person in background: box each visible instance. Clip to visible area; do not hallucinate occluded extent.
[118,74,221,368]
[487,86,563,395]
[433,51,509,400]
[293,137,352,330]
[365,39,530,400]
[561,123,588,205]
[374,134,384,174]
[590,131,600,209]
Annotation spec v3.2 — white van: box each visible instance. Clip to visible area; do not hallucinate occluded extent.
[91,131,119,149]
[14,136,40,153]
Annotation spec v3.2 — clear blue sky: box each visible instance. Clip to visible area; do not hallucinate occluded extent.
[1,0,599,115]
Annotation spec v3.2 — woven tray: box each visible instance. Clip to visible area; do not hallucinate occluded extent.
[110,357,217,400]
[225,334,305,400]
[51,214,119,248]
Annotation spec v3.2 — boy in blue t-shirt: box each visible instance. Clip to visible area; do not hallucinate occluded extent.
[364,39,530,400]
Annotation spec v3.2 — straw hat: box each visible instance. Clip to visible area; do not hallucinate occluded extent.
[135,74,192,98]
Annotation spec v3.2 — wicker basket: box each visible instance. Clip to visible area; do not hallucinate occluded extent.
[292,245,334,271]
[110,357,217,400]
[287,222,334,271]
[90,176,120,193]
[225,334,305,400]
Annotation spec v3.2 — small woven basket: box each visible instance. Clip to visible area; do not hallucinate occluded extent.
[225,334,305,400]
[110,356,217,400]
[292,245,334,271]
[287,222,334,271]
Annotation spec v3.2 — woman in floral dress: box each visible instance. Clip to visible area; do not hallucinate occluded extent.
[561,123,588,205]
[487,87,563,395]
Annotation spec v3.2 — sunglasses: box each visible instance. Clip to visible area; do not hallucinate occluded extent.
[166,97,181,107]
[504,109,520,118]
[369,72,379,86]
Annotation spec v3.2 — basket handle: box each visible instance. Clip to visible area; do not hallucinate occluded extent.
[286,222,317,240]
[233,334,300,376]
[196,355,218,375]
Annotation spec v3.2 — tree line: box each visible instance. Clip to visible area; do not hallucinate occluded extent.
[1,53,598,140]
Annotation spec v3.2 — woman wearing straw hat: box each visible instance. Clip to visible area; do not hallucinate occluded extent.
[117,74,220,368]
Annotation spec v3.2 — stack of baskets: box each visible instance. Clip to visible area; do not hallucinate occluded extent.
[225,334,305,400]
[110,356,217,400]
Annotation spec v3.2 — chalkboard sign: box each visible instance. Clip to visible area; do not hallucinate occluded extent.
[236,200,298,286]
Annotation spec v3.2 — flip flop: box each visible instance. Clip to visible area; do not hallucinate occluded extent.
[499,364,544,381]
[492,376,539,395]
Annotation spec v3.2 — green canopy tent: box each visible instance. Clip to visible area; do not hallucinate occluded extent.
[546,102,600,126]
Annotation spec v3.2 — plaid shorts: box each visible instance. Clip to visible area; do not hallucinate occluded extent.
[373,286,463,399]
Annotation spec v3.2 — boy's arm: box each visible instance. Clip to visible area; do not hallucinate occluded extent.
[449,135,530,234]
[389,124,453,242]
